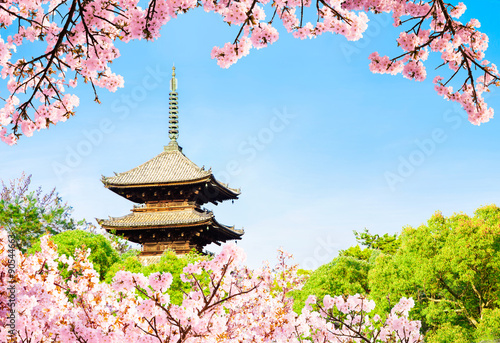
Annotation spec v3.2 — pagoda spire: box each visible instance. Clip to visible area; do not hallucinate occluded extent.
[168,65,179,142]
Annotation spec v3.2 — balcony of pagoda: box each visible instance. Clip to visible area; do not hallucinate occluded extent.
[141,240,203,255]
[132,200,200,212]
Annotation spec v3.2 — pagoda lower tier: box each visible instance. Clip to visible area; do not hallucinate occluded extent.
[98,204,243,255]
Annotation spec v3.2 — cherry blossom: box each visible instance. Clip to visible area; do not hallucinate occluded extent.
[0,229,423,342]
[0,0,497,144]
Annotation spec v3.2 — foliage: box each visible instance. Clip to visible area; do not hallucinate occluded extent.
[0,230,424,342]
[475,308,500,342]
[105,249,208,305]
[424,323,472,343]
[0,1,498,144]
[291,230,397,314]
[354,228,400,255]
[117,247,141,261]
[339,244,373,261]
[28,230,120,280]
[292,204,500,342]
[369,205,500,341]
[0,173,85,252]
[291,247,371,314]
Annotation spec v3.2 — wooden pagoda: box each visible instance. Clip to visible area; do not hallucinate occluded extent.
[98,66,243,257]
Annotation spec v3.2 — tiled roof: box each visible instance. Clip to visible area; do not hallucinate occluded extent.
[102,142,211,186]
[98,208,244,236]
[98,208,211,228]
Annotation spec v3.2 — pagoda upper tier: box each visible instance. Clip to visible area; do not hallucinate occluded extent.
[101,140,240,204]
[99,65,243,257]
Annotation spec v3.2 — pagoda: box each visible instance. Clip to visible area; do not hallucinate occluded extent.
[98,66,243,257]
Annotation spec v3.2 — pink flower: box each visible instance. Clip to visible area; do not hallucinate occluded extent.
[149,272,173,293]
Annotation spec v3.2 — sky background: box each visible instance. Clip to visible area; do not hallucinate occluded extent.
[1,1,500,269]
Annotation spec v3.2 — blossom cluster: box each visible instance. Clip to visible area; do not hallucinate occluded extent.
[0,0,498,144]
[208,0,498,127]
[0,229,423,342]
[0,0,193,144]
[366,1,498,125]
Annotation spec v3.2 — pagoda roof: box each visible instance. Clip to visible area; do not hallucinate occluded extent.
[103,142,210,186]
[101,141,240,196]
[97,208,243,238]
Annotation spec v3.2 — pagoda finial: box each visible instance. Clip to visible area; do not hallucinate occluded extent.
[170,64,177,92]
[168,64,179,142]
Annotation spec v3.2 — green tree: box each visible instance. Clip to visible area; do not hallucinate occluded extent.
[354,228,400,255]
[29,230,120,280]
[290,230,399,314]
[291,246,372,314]
[369,205,500,341]
[0,173,85,252]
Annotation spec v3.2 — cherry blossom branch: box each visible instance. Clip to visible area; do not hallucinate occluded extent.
[12,0,78,135]
[0,0,498,144]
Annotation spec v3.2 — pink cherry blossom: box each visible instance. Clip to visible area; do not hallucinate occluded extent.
[0,0,496,144]
[0,228,423,343]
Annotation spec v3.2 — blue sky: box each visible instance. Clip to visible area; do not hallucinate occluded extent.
[1,1,500,269]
